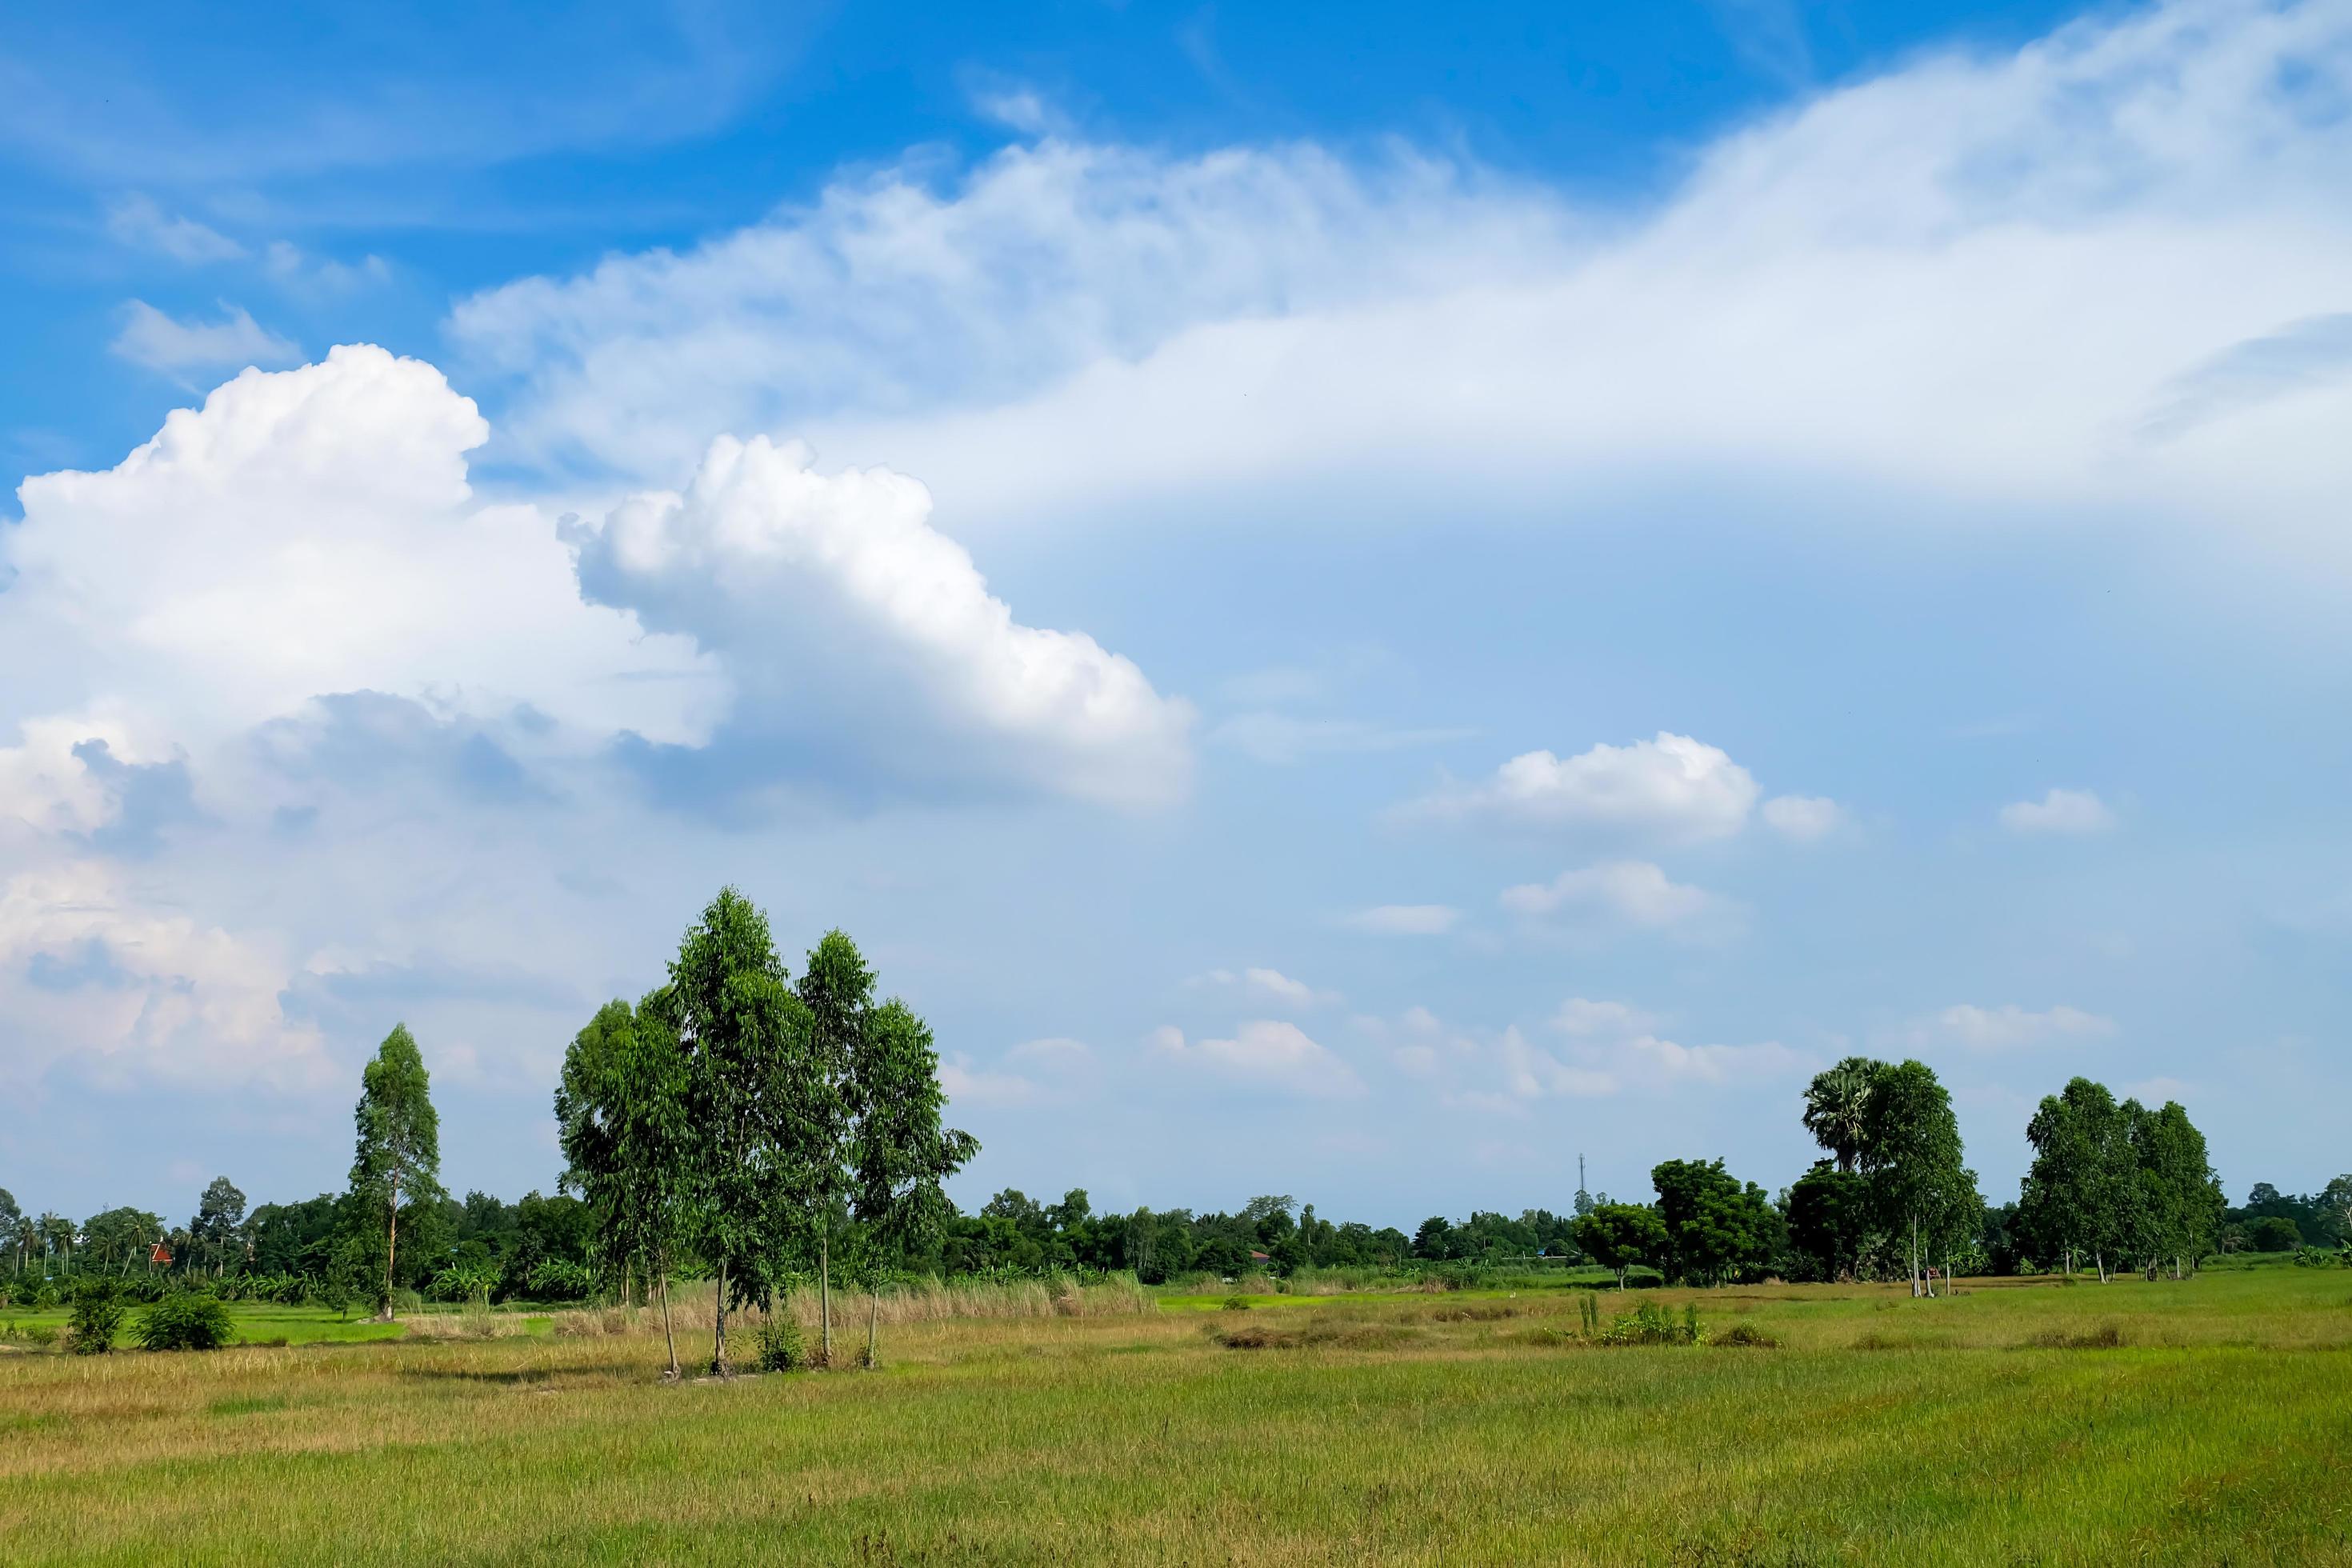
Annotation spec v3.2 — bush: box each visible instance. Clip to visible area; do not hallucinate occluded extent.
[136,1290,235,1351]
[66,1280,127,1354]
[2293,1246,2350,1270]
[526,1259,593,1302]
[1221,1295,1252,1311]
[1594,1300,1708,1346]
[1718,1322,1779,1348]
[756,1314,806,1372]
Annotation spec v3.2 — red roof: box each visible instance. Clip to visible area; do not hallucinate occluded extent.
[150,1242,173,1265]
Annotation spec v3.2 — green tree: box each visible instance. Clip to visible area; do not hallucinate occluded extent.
[2019,1078,2133,1280]
[348,1024,446,1320]
[1802,1057,1885,1174]
[558,994,698,1377]
[0,1188,23,1276]
[846,996,979,1366]
[1574,1203,1669,1290]
[791,930,870,1366]
[1861,1059,1971,1297]
[1650,1158,1782,1286]
[2322,1175,2352,1248]
[82,1206,165,1274]
[665,886,803,1373]
[1782,1162,1875,1282]
[190,1177,246,1276]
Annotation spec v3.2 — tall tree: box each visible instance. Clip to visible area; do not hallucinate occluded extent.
[190,1177,246,1276]
[558,995,697,1377]
[348,1024,446,1320]
[1802,1057,1885,1174]
[1861,1059,1970,1297]
[2322,1175,2352,1248]
[0,1188,22,1275]
[666,887,801,1373]
[2019,1078,2115,1278]
[846,997,978,1366]
[791,930,868,1366]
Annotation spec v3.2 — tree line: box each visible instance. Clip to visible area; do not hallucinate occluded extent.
[9,912,2346,1330]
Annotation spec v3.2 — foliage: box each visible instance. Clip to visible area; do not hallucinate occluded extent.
[1650,1158,1782,1286]
[1782,1163,1878,1282]
[1593,1299,1707,1346]
[526,1259,594,1301]
[2291,1245,2348,1269]
[1861,1059,1973,1295]
[2247,1216,2303,1253]
[755,1313,806,1371]
[1801,1057,1881,1174]
[349,1024,446,1319]
[135,1290,235,1351]
[66,1278,126,1354]
[1574,1204,1669,1289]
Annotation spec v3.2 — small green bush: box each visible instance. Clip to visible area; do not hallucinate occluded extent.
[136,1291,235,1351]
[1595,1300,1707,1346]
[66,1280,126,1354]
[1221,1295,1252,1312]
[1718,1322,1780,1348]
[756,1314,806,1372]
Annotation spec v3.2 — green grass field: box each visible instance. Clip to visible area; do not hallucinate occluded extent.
[3,1268,2349,1565]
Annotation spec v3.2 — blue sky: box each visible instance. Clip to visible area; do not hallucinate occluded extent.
[4,0,2350,1227]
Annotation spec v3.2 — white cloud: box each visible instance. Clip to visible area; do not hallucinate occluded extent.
[1999,787,2116,834]
[1422,734,1760,841]
[1910,1002,2118,1050]
[1342,903,1460,935]
[265,241,394,295]
[2,346,716,802]
[1152,1020,1366,1098]
[1005,1035,1092,1066]
[0,861,326,1092]
[1189,966,1336,1009]
[1549,997,1659,1038]
[939,1053,1043,1108]
[1501,859,1722,929]
[568,434,1193,809]
[105,195,245,262]
[2126,1075,2198,1106]
[110,302,298,375]
[448,0,2352,566]
[1762,794,1842,841]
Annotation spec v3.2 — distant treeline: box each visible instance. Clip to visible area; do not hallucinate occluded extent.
[6,892,2348,1322]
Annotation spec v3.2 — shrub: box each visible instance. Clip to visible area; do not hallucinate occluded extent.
[756,1314,806,1372]
[1221,1295,1252,1312]
[136,1290,235,1351]
[2292,1246,2350,1270]
[1595,1301,1707,1346]
[66,1280,127,1354]
[1718,1322,1780,1348]
[526,1259,593,1302]
[2027,1322,2126,1350]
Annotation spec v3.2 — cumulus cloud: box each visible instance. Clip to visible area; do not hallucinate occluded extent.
[1550,997,1660,1038]
[2,346,715,815]
[110,301,298,375]
[1911,1002,2118,1050]
[446,0,2352,559]
[1342,903,1460,935]
[1999,787,2116,834]
[567,434,1193,810]
[1151,1020,1366,1098]
[1419,734,1759,841]
[1762,794,1842,841]
[1501,860,1722,929]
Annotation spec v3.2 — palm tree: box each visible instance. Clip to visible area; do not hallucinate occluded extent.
[1802,1057,1884,1174]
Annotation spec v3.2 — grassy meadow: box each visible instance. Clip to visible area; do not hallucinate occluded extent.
[3,1266,2350,1565]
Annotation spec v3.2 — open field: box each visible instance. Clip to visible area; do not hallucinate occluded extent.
[3,1268,2350,1566]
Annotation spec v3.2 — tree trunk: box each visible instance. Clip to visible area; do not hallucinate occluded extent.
[818,1230,833,1369]
[866,1287,879,1370]
[385,1177,400,1322]
[713,1257,729,1374]
[658,1255,678,1381]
